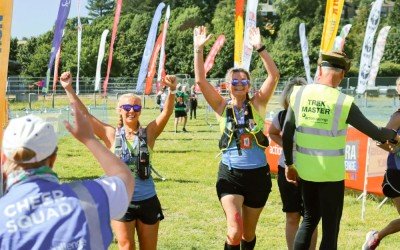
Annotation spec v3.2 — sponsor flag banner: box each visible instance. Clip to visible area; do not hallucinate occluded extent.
[333,24,352,51]
[44,0,71,93]
[156,5,170,85]
[0,0,13,196]
[299,23,313,84]
[234,0,245,68]
[241,0,258,71]
[76,0,82,94]
[356,0,383,94]
[204,35,226,75]
[135,3,166,93]
[103,0,123,96]
[52,47,62,91]
[95,29,109,92]
[367,26,391,87]
[145,31,163,95]
[320,0,345,52]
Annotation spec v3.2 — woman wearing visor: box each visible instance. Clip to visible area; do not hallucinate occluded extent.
[60,71,177,250]
[193,26,279,249]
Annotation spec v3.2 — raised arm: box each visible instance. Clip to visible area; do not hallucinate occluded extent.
[146,75,177,148]
[249,27,280,116]
[60,72,115,148]
[64,103,134,200]
[194,26,226,116]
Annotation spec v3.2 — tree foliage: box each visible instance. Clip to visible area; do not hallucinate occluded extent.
[86,0,115,19]
[10,0,400,80]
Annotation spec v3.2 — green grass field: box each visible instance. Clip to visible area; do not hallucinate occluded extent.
[8,94,399,249]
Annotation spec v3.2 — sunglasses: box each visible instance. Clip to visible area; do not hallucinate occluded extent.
[231,79,250,86]
[120,104,142,112]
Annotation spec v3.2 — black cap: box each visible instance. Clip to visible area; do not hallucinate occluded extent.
[318,51,351,72]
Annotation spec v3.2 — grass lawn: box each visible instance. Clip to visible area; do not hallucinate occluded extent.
[8,94,400,249]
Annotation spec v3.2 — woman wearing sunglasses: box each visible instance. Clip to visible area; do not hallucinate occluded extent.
[60,71,177,250]
[193,26,279,249]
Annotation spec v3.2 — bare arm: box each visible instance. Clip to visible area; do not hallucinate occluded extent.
[146,75,177,148]
[64,103,134,200]
[193,26,226,116]
[60,72,115,148]
[378,112,400,152]
[248,27,280,116]
[268,123,283,147]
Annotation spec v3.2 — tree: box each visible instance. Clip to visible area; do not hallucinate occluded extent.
[86,0,115,19]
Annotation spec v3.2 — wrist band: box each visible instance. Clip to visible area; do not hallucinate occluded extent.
[169,89,177,94]
[256,45,266,53]
[194,48,203,53]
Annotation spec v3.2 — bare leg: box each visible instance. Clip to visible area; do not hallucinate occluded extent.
[242,205,264,242]
[136,220,160,250]
[285,212,301,250]
[377,197,400,240]
[221,194,245,246]
[111,220,136,250]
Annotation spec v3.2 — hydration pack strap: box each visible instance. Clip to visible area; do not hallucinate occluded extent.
[227,105,242,156]
[69,182,104,250]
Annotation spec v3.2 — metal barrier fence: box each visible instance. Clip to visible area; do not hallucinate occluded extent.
[7,76,399,97]
[9,106,109,137]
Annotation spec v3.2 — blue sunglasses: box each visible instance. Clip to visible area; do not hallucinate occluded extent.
[231,79,250,86]
[120,104,142,112]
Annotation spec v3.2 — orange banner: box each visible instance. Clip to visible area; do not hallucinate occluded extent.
[265,121,385,196]
[145,31,163,95]
[320,0,345,52]
[0,0,13,146]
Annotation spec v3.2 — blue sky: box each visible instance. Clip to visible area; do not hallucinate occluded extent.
[11,0,89,39]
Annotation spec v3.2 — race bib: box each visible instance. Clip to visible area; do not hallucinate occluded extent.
[240,133,252,149]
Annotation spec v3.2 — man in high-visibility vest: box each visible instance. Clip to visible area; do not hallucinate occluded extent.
[282,51,400,249]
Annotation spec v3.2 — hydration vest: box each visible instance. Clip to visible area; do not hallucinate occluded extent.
[219,100,269,155]
[114,127,151,180]
[290,84,353,182]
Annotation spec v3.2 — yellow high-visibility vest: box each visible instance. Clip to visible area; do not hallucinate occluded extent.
[290,84,353,182]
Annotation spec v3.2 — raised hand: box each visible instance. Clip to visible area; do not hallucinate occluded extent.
[163,75,177,91]
[60,71,73,91]
[193,26,212,50]
[249,27,263,50]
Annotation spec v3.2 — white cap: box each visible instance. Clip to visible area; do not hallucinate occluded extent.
[2,115,57,163]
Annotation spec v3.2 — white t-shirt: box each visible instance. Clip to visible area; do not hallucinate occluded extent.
[271,112,296,168]
[94,176,129,219]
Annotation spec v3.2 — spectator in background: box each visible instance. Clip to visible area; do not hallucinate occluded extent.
[0,104,134,249]
[174,94,188,132]
[189,84,198,120]
[156,86,168,113]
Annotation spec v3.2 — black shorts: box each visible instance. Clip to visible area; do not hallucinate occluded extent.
[117,195,164,224]
[277,166,303,214]
[382,169,400,198]
[175,110,187,118]
[216,162,272,208]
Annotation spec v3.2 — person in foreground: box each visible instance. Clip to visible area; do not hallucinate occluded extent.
[60,72,177,250]
[268,78,317,250]
[282,51,400,250]
[362,76,400,250]
[194,26,279,249]
[0,103,134,249]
